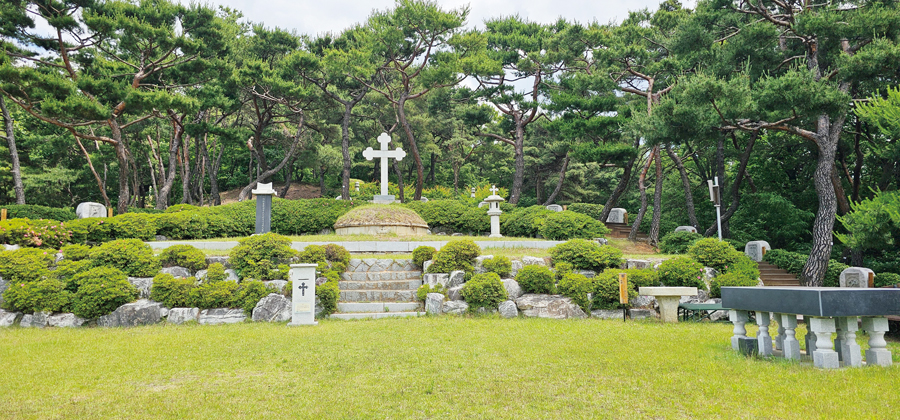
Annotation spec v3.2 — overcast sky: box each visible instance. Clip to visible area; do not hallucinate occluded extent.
[185,0,696,36]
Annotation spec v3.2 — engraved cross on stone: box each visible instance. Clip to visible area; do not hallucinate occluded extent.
[299,282,308,297]
[489,185,499,195]
[362,133,406,197]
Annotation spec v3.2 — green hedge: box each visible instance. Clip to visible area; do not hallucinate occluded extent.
[763,249,847,286]
[501,206,552,238]
[539,211,609,240]
[566,203,604,220]
[2,204,76,222]
[0,218,72,248]
[549,239,623,272]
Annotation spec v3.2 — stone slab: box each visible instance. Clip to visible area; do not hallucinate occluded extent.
[639,287,698,297]
[721,287,900,317]
[329,312,424,320]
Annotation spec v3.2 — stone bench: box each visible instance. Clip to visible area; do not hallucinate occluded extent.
[639,287,698,323]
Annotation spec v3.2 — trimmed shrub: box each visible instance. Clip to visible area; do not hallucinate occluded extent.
[557,273,593,312]
[235,280,270,314]
[297,245,327,264]
[875,272,900,288]
[460,272,507,309]
[658,256,706,290]
[90,239,160,277]
[60,244,92,261]
[416,284,445,301]
[272,198,359,236]
[764,249,806,274]
[658,231,702,255]
[599,268,660,290]
[229,233,297,280]
[549,239,624,272]
[158,244,207,272]
[324,244,350,272]
[592,274,638,310]
[0,218,71,248]
[482,256,511,278]
[155,210,211,240]
[824,261,850,287]
[53,259,92,283]
[710,272,758,298]
[688,238,741,272]
[427,239,481,274]
[205,263,228,283]
[190,280,239,309]
[412,246,437,267]
[66,218,113,243]
[554,261,574,281]
[501,206,552,238]
[0,248,55,282]
[316,281,340,316]
[515,265,555,294]
[108,213,158,240]
[404,200,471,233]
[539,211,610,240]
[2,278,72,313]
[71,267,139,319]
[2,204,76,222]
[567,203,604,220]
[150,273,196,308]
[726,254,761,280]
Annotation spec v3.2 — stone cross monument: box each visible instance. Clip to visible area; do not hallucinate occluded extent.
[363,133,406,203]
[484,185,505,238]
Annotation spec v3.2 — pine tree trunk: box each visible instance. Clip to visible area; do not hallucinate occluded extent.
[510,121,526,205]
[396,95,423,200]
[111,120,130,215]
[649,147,664,246]
[599,139,640,223]
[340,102,352,201]
[542,153,570,206]
[629,149,655,240]
[156,115,184,210]
[665,145,698,228]
[0,96,25,204]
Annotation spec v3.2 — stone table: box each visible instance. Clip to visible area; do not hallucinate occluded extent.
[721,286,900,368]
[639,287,698,323]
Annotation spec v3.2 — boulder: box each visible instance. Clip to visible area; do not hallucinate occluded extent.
[423,260,433,273]
[160,307,169,318]
[223,269,239,282]
[498,300,518,318]
[447,285,464,301]
[4,244,20,251]
[521,256,546,266]
[631,295,656,308]
[594,238,609,246]
[198,308,246,325]
[0,276,7,306]
[475,306,498,314]
[423,273,450,288]
[154,235,168,241]
[48,313,85,328]
[509,260,524,278]
[252,294,291,322]
[575,270,596,278]
[161,266,191,278]
[448,271,466,288]
[54,252,65,264]
[703,267,718,289]
[515,294,587,319]
[128,277,154,299]
[501,279,523,300]
[194,269,208,281]
[474,255,493,274]
[626,259,651,270]
[680,289,710,304]
[98,300,163,327]
[425,293,444,315]
[264,280,288,293]
[205,256,231,268]
[20,311,51,328]
[592,309,625,319]
[0,310,21,327]
[629,309,658,320]
[167,308,200,324]
[442,300,468,315]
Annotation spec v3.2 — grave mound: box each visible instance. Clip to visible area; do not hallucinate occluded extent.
[334,204,428,236]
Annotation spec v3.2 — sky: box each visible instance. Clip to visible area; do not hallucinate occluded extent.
[184,0,696,36]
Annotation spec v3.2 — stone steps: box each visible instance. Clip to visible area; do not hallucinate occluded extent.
[337,302,421,312]
[330,312,424,320]
[338,259,422,305]
[340,271,423,281]
[339,280,423,290]
[757,262,801,287]
[604,222,649,240]
[339,290,417,303]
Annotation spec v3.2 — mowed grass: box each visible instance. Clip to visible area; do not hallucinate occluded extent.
[2,318,898,419]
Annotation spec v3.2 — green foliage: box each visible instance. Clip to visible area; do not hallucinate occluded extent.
[2,278,71,313]
[460,272,507,309]
[657,257,706,290]
[557,273,593,312]
[710,272,758,299]
[427,239,481,274]
[2,204,76,222]
[0,248,55,282]
[730,193,814,250]
[602,268,660,290]
[763,249,807,274]
[272,198,359,236]
[297,245,327,264]
[726,254,760,281]
[658,231,702,255]
[205,263,227,283]
[591,274,637,310]
[539,211,610,240]
[60,244,92,261]
[190,280,239,309]
[0,218,71,248]
[875,272,900,288]
[316,281,340,316]
[416,283,446,301]
[553,262,574,281]
[482,256,511,278]
[688,238,741,272]
[71,267,138,319]
[501,206,552,238]
[403,200,488,233]
[412,246,437,267]
[837,190,900,253]
[155,210,214,240]
[53,259,92,283]
[549,239,623,272]
[66,218,113,243]
[824,261,850,288]
[566,203,605,220]
[515,265,555,294]
[324,244,350,272]
[108,213,158,241]
[236,280,270,314]
[229,233,297,280]
[150,273,196,308]
[90,239,160,277]
[158,244,207,272]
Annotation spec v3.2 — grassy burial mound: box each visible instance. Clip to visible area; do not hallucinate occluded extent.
[334,204,429,236]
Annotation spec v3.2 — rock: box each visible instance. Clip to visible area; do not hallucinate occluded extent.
[161,266,191,278]
[442,300,468,314]
[223,269,239,282]
[474,255,494,274]
[0,276,7,306]
[20,311,51,328]
[592,309,625,319]
[521,256,546,266]
[703,267,718,289]
[510,260,523,278]
[423,273,450,288]
[680,289,710,304]
[501,279,523,300]
[76,202,106,219]
[48,313,85,328]
[154,235,168,241]
[54,252,65,264]
[252,294,291,322]
[5,244,21,251]
[98,300,162,327]
[205,256,231,268]
[447,285,464,301]
[318,228,334,235]
[195,269,208,281]
[631,295,656,308]
[626,259,651,270]
[425,293,444,315]
[167,308,200,324]
[264,280,288,293]
[451,233,464,237]
[128,277,154,299]
[160,307,169,318]
[448,271,466,288]
[198,308,246,325]
[423,260,433,272]
[515,294,587,319]
[628,309,658,320]
[576,270,596,278]
[594,238,609,246]
[498,300,518,318]
[0,310,21,327]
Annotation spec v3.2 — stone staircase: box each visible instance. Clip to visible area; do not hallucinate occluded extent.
[757,261,801,287]
[604,222,649,241]
[332,259,424,320]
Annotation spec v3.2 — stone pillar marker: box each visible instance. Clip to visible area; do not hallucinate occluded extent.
[729,310,749,350]
[809,317,839,369]
[755,311,773,356]
[484,185,504,238]
[780,314,801,360]
[287,263,318,326]
[252,182,277,234]
[861,317,892,366]
[834,317,862,367]
[362,132,406,203]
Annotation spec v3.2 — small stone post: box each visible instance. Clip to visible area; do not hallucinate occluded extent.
[834,317,862,367]
[252,182,277,234]
[729,310,749,351]
[809,317,839,369]
[861,317,892,366]
[484,185,504,238]
[287,263,318,326]
[756,311,773,356]
[780,314,801,360]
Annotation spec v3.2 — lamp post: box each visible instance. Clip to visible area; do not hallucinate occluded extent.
[707,177,722,240]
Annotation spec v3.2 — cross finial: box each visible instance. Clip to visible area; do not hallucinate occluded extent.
[490,185,499,195]
[377,132,392,150]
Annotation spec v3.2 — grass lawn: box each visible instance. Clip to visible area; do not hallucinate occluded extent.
[2,318,898,419]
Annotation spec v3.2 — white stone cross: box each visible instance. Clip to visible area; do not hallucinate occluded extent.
[363,133,406,196]
[489,185,499,195]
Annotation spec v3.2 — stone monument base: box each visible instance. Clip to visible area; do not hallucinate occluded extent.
[372,195,398,204]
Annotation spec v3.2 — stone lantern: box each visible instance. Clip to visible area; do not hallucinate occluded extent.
[484,185,504,238]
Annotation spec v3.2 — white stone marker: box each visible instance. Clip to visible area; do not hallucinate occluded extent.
[639,286,697,323]
[546,204,563,212]
[744,240,771,262]
[674,226,697,233]
[839,267,875,288]
[484,185,505,238]
[362,133,406,202]
[76,202,106,219]
[606,208,627,224]
[287,264,318,326]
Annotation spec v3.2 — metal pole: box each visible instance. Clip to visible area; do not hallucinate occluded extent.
[715,176,723,241]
